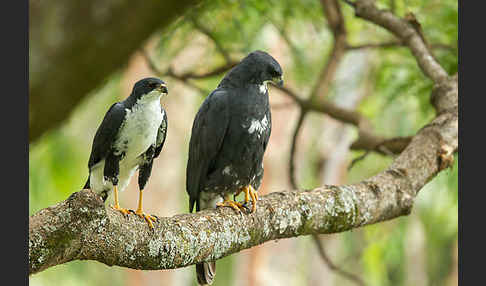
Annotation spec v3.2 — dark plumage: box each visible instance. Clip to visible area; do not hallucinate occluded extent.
[186,50,283,285]
[83,77,168,228]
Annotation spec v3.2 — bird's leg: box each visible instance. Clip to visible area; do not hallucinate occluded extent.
[243,186,251,204]
[217,194,245,213]
[110,185,130,215]
[248,185,258,213]
[233,188,242,201]
[132,189,157,229]
[233,186,250,203]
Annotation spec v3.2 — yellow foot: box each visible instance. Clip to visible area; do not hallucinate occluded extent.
[217,200,245,213]
[132,210,157,229]
[110,204,131,216]
[245,185,258,213]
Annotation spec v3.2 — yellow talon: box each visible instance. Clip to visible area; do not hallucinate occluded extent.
[133,189,157,229]
[135,210,157,229]
[243,186,251,204]
[234,185,259,213]
[110,186,130,215]
[111,205,131,215]
[217,195,245,213]
[248,185,258,213]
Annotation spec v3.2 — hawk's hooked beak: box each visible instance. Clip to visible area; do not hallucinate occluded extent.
[157,84,168,94]
[272,76,284,87]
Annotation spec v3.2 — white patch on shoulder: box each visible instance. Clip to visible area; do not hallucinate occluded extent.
[222,166,232,175]
[248,114,269,135]
[259,83,268,94]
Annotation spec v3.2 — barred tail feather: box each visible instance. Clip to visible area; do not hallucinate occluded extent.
[196,261,216,285]
[194,195,220,285]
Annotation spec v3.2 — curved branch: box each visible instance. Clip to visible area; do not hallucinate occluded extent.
[313,236,366,286]
[190,17,232,63]
[29,0,203,142]
[29,78,457,274]
[350,0,450,84]
[289,110,308,189]
[350,135,412,155]
[168,62,238,80]
[346,41,456,51]
[312,0,348,101]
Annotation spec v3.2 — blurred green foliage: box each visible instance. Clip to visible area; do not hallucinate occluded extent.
[29,0,457,285]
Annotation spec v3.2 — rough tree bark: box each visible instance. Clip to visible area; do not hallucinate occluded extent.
[29,0,202,142]
[29,0,458,277]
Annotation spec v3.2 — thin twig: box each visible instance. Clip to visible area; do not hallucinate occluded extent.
[313,235,367,286]
[190,17,232,64]
[269,18,302,60]
[141,49,222,95]
[351,0,450,84]
[346,40,403,50]
[171,62,238,80]
[348,150,372,170]
[347,41,456,51]
[289,110,307,189]
[341,0,356,7]
[390,0,396,14]
[350,136,412,156]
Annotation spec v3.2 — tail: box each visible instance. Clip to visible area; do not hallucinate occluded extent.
[192,195,219,285]
[196,261,216,285]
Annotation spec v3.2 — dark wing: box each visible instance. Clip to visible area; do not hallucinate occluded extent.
[154,107,168,158]
[87,102,126,169]
[186,89,230,212]
[262,106,272,151]
[252,104,272,191]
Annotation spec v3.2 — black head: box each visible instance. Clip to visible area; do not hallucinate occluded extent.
[219,50,283,88]
[129,77,168,102]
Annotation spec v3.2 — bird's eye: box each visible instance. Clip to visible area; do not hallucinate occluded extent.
[268,67,279,77]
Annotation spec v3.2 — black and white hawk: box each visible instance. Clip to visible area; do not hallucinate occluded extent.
[84,77,168,229]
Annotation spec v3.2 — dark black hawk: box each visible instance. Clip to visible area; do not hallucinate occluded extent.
[83,77,168,229]
[186,50,283,285]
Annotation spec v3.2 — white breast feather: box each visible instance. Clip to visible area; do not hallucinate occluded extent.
[114,96,163,161]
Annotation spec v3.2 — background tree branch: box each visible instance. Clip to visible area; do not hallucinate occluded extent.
[313,236,367,286]
[29,0,203,142]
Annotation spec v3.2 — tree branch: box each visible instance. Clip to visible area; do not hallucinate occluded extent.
[346,40,403,50]
[350,135,412,155]
[29,0,203,142]
[313,235,367,286]
[289,110,308,189]
[312,0,348,101]
[190,17,232,64]
[348,136,410,171]
[347,41,456,51]
[167,62,238,80]
[351,0,450,85]
[29,76,457,274]
[140,48,220,95]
